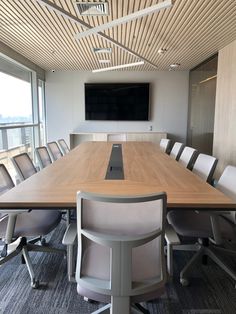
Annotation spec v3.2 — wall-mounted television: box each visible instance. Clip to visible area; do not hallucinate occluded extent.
[85,83,150,121]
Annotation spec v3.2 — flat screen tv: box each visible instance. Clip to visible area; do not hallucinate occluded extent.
[85,83,150,121]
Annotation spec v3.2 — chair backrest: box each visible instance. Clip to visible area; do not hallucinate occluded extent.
[0,164,15,195]
[107,133,127,142]
[192,153,218,183]
[58,139,70,155]
[217,166,236,223]
[160,138,171,153]
[178,146,198,169]
[169,142,184,160]
[11,153,37,181]
[35,146,52,169]
[47,141,63,161]
[76,191,167,303]
[0,164,15,221]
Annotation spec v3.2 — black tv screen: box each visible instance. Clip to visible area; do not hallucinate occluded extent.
[85,83,150,121]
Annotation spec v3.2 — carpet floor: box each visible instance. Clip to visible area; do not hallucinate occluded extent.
[1,221,236,314]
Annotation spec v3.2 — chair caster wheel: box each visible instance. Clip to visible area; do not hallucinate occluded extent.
[31,279,40,289]
[180,278,189,286]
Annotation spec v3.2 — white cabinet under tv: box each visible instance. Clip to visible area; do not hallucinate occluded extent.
[70,132,167,148]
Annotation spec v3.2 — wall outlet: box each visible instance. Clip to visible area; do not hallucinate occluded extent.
[149,125,153,131]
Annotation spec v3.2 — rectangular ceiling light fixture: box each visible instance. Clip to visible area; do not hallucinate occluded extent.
[93,48,112,54]
[92,61,144,73]
[75,1,109,16]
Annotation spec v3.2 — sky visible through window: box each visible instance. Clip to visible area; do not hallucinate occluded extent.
[0,72,32,124]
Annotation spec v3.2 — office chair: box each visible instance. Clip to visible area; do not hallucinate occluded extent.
[0,164,63,288]
[167,165,236,286]
[58,139,70,155]
[107,133,127,141]
[178,146,198,170]
[11,152,37,181]
[192,153,218,183]
[47,141,63,161]
[169,142,185,160]
[63,191,167,314]
[160,138,171,154]
[165,153,218,276]
[35,146,52,169]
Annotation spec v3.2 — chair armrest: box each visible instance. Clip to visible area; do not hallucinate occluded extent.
[165,223,180,245]
[0,209,30,214]
[195,210,231,215]
[62,223,77,245]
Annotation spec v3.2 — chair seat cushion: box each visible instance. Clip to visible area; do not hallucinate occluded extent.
[167,210,236,239]
[0,210,61,238]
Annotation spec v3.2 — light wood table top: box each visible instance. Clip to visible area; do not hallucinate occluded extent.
[0,141,235,209]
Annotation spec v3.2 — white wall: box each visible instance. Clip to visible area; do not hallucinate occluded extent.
[45,70,189,144]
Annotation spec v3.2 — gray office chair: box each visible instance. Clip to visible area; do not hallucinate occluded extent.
[47,141,63,161]
[178,146,198,169]
[63,191,167,314]
[58,139,70,155]
[160,138,171,154]
[11,152,37,181]
[165,153,218,276]
[0,164,63,288]
[169,142,185,160]
[35,146,52,169]
[167,165,236,286]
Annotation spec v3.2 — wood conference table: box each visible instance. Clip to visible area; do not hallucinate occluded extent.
[0,141,235,210]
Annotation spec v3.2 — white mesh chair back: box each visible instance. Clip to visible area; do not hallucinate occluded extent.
[107,133,127,141]
[12,153,37,181]
[35,146,52,169]
[0,164,14,195]
[0,164,15,219]
[76,191,167,305]
[58,139,70,155]
[217,166,236,224]
[160,139,171,153]
[169,142,184,160]
[178,146,198,169]
[192,154,218,183]
[47,141,63,161]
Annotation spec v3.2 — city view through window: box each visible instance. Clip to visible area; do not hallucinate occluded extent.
[0,72,33,151]
[0,60,45,180]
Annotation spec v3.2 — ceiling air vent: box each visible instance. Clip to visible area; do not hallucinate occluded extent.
[75,1,109,16]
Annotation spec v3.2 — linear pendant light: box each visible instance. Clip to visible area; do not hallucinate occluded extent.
[75,0,172,40]
[92,61,145,73]
[35,0,161,69]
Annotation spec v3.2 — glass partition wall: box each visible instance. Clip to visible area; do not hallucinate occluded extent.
[0,55,46,180]
[187,55,218,155]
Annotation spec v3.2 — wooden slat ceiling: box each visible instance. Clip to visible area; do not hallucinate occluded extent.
[0,0,235,71]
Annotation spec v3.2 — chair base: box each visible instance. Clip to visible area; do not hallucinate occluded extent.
[0,237,65,288]
[92,302,150,314]
[179,243,236,286]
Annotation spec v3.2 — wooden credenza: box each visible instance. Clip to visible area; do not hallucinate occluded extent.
[70,132,167,148]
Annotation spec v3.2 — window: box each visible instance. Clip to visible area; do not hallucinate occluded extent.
[0,55,46,180]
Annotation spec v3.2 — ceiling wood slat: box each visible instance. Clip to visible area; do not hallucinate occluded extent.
[0,0,235,71]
